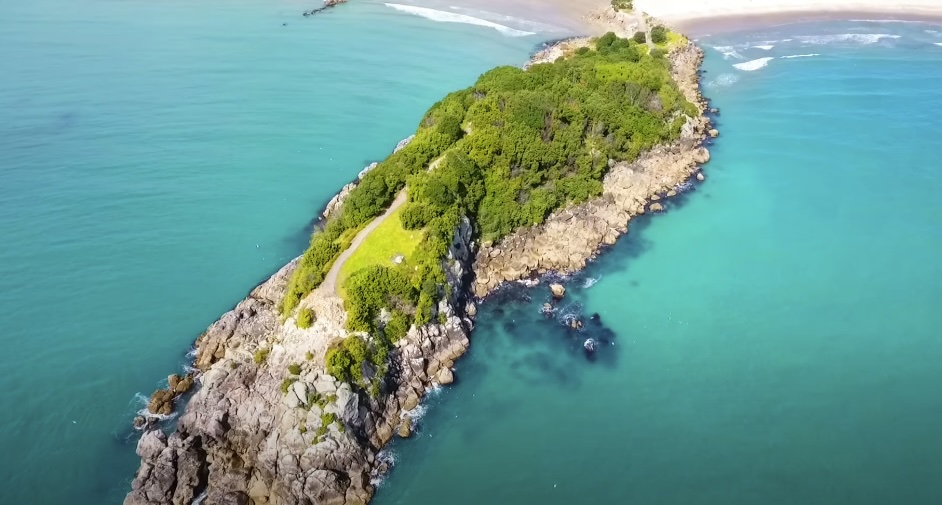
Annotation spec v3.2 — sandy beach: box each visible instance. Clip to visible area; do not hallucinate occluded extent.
[632,0,942,33]
[439,0,942,37]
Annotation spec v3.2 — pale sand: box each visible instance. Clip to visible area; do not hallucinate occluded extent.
[632,0,942,32]
[441,0,942,37]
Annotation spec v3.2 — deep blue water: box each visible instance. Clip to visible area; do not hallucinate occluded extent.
[2,2,942,504]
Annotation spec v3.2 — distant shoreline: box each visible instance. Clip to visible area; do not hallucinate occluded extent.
[630,0,942,35]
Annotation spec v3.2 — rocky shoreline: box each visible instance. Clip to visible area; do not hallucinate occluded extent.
[125,29,713,505]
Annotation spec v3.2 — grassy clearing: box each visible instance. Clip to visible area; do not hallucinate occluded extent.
[656,29,687,49]
[337,205,423,299]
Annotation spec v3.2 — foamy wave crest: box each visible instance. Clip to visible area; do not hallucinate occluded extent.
[384,3,536,37]
[582,276,600,289]
[753,44,774,50]
[926,29,940,35]
[733,57,773,71]
[447,5,563,33]
[402,404,429,424]
[781,53,820,59]
[935,42,942,47]
[712,45,744,59]
[796,33,901,45]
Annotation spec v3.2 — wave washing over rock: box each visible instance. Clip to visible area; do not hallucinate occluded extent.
[124,24,712,505]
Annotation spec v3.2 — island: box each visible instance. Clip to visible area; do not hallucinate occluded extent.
[125,9,712,505]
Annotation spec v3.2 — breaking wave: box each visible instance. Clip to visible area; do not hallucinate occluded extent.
[384,3,537,37]
[733,57,773,71]
[753,44,774,50]
[935,42,942,47]
[712,45,744,60]
[781,53,821,59]
[796,33,901,45]
[582,276,600,289]
[446,5,565,33]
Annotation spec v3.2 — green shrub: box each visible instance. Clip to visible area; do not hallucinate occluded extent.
[305,351,314,361]
[288,363,302,375]
[611,0,633,11]
[632,31,646,44]
[651,25,668,44]
[296,307,315,329]
[384,310,410,342]
[253,348,270,365]
[575,47,590,56]
[280,378,296,394]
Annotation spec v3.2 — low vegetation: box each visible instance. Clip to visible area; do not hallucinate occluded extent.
[296,307,315,329]
[253,348,270,365]
[611,0,633,11]
[284,33,694,387]
[336,205,422,299]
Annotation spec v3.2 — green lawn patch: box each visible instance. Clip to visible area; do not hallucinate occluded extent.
[337,205,423,299]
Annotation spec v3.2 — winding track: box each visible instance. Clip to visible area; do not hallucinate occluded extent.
[319,190,407,296]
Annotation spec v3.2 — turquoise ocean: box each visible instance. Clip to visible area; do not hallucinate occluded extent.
[1,0,942,503]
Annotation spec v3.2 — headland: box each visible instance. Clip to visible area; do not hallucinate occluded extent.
[124,3,714,505]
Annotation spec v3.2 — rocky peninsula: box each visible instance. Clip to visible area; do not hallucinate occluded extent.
[125,14,713,505]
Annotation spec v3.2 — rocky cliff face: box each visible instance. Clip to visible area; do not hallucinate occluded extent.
[126,187,474,505]
[472,41,711,297]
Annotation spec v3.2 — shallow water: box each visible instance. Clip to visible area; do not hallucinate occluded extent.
[372,20,942,505]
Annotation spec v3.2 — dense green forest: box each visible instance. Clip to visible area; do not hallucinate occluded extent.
[284,34,696,387]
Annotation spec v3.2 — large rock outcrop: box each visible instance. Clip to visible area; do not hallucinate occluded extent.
[126,215,475,505]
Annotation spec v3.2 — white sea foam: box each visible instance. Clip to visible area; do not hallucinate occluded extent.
[370,449,397,487]
[708,73,740,88]
[712,45,744,59]
[582,276,600,289]
[675,180,694,193]
[447,5,564,33]
[781,53,821,59]
[796,33,901,45]
[753,44,774,50]
[384,3,536,37]
[733,57,773,71]
[935,42,942,47]
[926,29,940,35]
